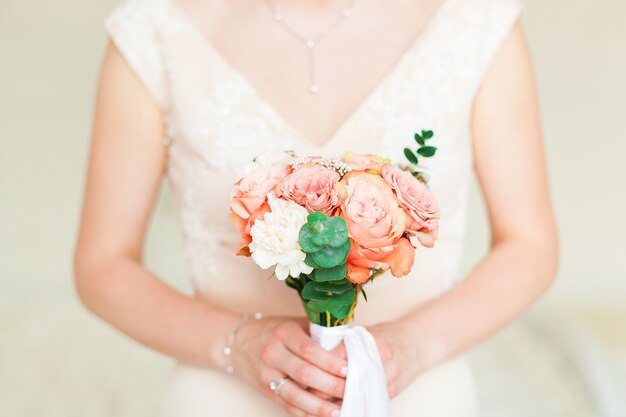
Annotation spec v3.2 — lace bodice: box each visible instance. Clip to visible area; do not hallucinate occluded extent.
[104,0,523,324]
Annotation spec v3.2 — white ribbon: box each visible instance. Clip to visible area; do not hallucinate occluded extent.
[309,323,390,417]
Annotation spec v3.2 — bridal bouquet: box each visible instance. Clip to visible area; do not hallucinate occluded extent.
[229,131,439,416]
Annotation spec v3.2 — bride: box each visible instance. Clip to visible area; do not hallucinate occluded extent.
[73,0,558,415]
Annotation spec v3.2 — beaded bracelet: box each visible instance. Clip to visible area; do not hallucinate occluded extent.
[224,312,263,374]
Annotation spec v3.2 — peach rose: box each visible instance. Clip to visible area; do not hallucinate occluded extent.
[229,164,291,255]
[340,172,415,283]
[340,152,390,174]
[346,237,415,283]
[229,201,270,256]
[276,165,346,215]
[230,164,292,220]
[381,164,439,248]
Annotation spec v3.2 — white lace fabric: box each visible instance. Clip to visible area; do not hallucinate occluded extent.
[103,0,523,415]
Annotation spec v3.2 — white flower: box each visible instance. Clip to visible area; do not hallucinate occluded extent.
[249,193,314,280]
[242,151,295,176]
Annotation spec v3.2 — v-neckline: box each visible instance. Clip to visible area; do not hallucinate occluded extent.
[167,0,454,150]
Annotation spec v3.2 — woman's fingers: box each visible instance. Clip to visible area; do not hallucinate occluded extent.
[331,342,347,361]
[279,378,341,417]
[308,387,333,400]
[259,368,307,417]
[279,398,307,417]
[262,368,340,417]
[276,322,348,378]
[266,342,346,398]
[368,327,402,398]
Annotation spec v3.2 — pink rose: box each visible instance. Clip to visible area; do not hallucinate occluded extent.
[230,164,292,220]
[229,164,292,255]
[381,164,439,248]
[339,172,414,283]
[340,152,390,174]
[276,165,346,215]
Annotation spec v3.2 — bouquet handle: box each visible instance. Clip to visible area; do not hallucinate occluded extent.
[309,323,390,417]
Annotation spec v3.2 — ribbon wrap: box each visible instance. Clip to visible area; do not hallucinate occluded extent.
[309,323,390,417]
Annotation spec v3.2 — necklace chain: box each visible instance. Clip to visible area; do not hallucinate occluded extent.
[264,0,356,94]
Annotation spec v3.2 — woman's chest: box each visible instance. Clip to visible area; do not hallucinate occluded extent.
[169,0,449,147]
[161,0,484,179]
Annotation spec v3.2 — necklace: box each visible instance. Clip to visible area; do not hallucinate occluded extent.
[264,0,356,94]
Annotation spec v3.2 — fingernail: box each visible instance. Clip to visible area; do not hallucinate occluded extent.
[331,410,341,417]
[341,366,348,376]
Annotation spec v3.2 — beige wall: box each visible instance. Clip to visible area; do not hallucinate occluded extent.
[0,0,625,414]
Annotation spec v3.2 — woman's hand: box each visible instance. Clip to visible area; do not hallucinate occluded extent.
[368,321,430,399]
[231,317,347,417]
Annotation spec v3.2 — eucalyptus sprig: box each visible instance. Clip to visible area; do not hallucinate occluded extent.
[404,130,437,167]
[285,212,357,326]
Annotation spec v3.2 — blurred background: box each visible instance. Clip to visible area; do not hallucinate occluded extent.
[1,0,625,416]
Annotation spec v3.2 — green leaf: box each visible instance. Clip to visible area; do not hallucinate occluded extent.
[304,302,321,322]
[414,133,425,146]
[315,280,353,293]
[325,216,349,247]
[302,282,333,301]
[313,240,352,268]
[306,299,328,313]
[285,276,302,292]
[303,283,355,302]
[304,253,320,268]
[307,212,326,225]
[331,286,356,305]
[310,225,332,246]
[312,241,350,268]
[301,280,352,301]
[314,264,347,282]
[341,240,351,259]
[361,286,368,302]
[329,302,353,320]
[306,288,355,319]
[299,224,321,253]
[404,148,418,165]
[417,146,437,157]
[421,130,434,139]
[337,240,352,264]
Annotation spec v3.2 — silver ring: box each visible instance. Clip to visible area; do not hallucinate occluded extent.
[269,376,290,395]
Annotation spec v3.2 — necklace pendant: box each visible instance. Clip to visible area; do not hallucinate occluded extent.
[309,84,320,94]
[306,39,316,48]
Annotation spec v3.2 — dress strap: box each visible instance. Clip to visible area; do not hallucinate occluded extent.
[479,0,525,74]
[104,0,171,111]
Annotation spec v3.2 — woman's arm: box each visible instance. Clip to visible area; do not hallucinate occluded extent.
[73,42,240,368]
[74,43,347,417]
[371,21,559,397]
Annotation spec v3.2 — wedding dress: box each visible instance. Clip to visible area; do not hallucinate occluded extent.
[104,0,523,415]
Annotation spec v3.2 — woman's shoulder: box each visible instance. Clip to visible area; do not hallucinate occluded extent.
[436,0,523,23]
[103,0,173,111]
[431,0,524,41]
[464,0,524,23]
[457,0,525,69]
[105,0,170,31]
